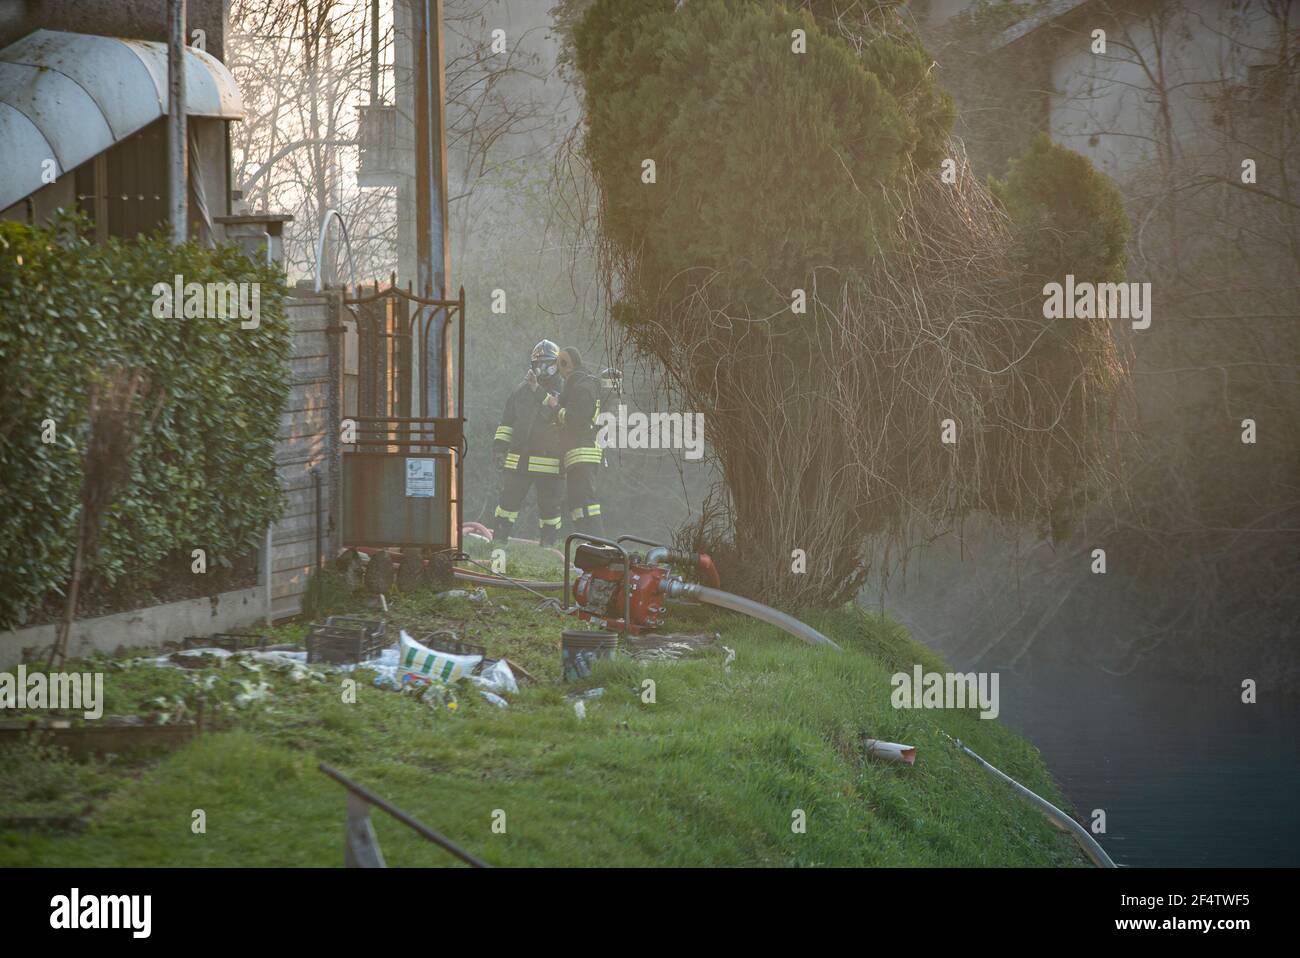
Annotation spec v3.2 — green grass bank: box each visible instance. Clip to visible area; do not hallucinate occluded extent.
[1,545,1087,867]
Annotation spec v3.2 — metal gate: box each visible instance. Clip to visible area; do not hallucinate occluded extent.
[341,276,466,556]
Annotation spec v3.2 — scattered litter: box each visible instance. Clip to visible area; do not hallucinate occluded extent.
[573,700,586,720]
[469,658,518,694]
[373,671,460,711]
[626,641,698,662]
[722,646,736,672]
[865,739,916,765]
[479,691,509,708]
[438,587,488,603]
[416,682,458,712]
[565,687,604,701]
[623,632,720,662]
[397,630,482,686]
[234,650,328,683]
[502,657,537,685]
[439,588,488,603]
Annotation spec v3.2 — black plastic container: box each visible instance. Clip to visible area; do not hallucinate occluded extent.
[306,617,387,665]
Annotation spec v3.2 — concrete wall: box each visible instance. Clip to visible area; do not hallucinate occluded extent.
[269,290,344,620]
[0,586,265,669]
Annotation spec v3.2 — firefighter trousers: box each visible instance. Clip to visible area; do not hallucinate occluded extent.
[564,461,604,538]
[492,469,562,546]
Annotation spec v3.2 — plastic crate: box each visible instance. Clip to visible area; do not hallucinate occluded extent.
[306,620,387,665]
[324,616,386,640]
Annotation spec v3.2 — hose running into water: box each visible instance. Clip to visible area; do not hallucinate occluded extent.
[947,733,1117,868]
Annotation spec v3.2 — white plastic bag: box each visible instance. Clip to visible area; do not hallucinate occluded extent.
[470,658,518,694]
[397,630,482,686]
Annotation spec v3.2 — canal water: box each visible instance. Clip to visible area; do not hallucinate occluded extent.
[893,611,1300,867]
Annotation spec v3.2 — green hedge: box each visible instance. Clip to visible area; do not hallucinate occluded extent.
[0,217,290,629]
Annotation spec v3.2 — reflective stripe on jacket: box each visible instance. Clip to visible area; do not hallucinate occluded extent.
[495,379,561,474]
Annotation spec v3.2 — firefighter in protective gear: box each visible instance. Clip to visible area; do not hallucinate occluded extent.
[490,340,564,547]
[546,347,605,537]
[597,367,623,468]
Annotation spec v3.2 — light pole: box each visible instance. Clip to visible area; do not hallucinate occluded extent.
[167,0,188,244]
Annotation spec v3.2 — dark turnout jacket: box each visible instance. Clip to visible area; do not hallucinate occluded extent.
[494,380,562,475]
[556,369,603,469]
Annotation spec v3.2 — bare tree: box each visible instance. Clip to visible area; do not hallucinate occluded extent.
[227,0,563,286]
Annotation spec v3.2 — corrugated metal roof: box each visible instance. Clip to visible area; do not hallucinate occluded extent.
[0,29,243,211]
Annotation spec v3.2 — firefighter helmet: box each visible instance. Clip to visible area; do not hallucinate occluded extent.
[530,339,559,378]
[531,340,559,363]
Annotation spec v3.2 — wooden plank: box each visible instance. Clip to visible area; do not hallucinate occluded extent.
[0,722,197,757]
[270,557,311,575]
[271,515,325,542]
[272,594,306,620]
[290,328,329,353]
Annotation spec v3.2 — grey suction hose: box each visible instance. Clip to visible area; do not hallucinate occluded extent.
[946,733,1117,868]
[452,566,841,651]
[668,581,843,652]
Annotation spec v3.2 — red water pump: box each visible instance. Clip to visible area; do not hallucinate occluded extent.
[568,539,719,635]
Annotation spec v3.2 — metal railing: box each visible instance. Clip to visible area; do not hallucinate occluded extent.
[319,762,490,868]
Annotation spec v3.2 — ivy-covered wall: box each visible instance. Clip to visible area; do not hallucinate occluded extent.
[0,219,291,629]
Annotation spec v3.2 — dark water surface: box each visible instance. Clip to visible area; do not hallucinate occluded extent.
[988,660,1299,867]
[890,605,1299,867]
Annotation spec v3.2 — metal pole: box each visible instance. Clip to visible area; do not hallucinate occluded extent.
[312,468,323,572]
[319,763,490,867]
[167,0,188,244]
[413,0,457,545]
[370,0,381,103]
[414,0,451,417]
[262,523,273,626]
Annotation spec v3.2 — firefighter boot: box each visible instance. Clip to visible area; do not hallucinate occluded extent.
[538,517,562,549]
[491,506,517,545]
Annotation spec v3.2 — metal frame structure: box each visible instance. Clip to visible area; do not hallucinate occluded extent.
[342,276,467,556]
